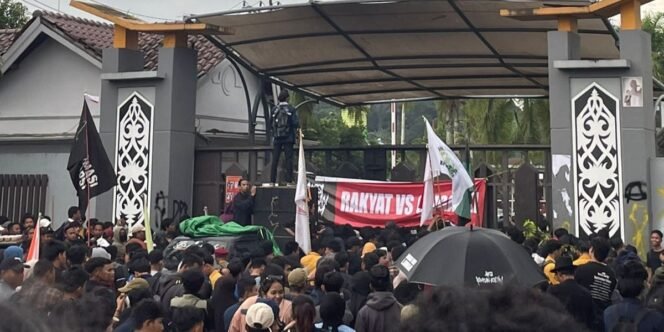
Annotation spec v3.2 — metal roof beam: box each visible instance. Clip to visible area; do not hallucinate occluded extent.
[271,62,549,76]
[448,0,547,90]
[302,73,549,88]
[323,85,545,98]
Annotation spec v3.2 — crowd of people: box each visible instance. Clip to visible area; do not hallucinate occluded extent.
[1,205,664,332]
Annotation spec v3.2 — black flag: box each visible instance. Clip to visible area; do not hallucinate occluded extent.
[66,99,117,216]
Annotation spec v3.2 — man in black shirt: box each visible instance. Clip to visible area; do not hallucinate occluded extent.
[574,236,617,331]
[232,179,256,226]
[646,230,663,274]
[547,256,594,329]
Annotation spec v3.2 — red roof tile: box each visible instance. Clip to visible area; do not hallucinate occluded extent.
[7,11,224,76]
[0,29,18,56]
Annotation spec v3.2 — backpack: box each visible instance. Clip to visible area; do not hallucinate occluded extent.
[645,284,664,313]
[611,308,651,332]
[272,104,292,139]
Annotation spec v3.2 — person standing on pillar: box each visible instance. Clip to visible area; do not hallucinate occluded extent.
[270,89,299,185]
[233,179,256,226]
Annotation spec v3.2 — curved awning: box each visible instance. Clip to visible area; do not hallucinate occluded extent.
[194,0,619,106]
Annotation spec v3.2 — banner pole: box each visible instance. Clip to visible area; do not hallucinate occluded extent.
[84,99,91,245]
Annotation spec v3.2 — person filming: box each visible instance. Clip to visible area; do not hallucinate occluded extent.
[270,89,299,186]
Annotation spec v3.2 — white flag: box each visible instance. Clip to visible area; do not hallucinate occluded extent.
[420,118,474,225]
[294,133,311,253]
[420,155,435,226]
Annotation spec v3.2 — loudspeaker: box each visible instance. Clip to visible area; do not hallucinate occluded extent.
[253,186,317,251]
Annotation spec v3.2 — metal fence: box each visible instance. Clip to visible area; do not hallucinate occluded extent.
[193,144,551,229]
[0,174,48,223]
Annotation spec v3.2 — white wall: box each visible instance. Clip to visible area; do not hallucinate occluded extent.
[0,38,101,135]
[195,59,265,134]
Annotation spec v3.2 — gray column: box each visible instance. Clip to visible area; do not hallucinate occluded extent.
[153,47,197,216]
[97,49,144,222]
[548,31,579,232]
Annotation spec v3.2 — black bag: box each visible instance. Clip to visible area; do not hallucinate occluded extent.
[646,284,664,313]
[272,104,292,139]
[611,308,651,332]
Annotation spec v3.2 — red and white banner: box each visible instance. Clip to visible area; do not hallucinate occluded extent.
[225,176,243,204]
[315,177,486,228]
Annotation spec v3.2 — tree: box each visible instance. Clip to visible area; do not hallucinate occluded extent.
[0,0,28,29]
[643,12,664,81]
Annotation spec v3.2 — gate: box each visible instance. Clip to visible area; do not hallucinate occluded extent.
[0,174,49,222]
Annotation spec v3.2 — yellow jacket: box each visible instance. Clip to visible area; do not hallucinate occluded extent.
[543,255,559,285]
[300,252,321,275]
[573,253,592,266]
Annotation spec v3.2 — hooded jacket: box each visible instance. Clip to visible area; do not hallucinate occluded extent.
[355,291,401,332]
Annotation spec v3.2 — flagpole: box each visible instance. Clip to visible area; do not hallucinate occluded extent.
[84,98,91,245]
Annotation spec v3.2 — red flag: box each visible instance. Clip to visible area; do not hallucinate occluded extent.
[26,220,40,263]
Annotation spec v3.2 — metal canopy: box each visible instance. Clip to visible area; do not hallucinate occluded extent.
[194,0,618,106]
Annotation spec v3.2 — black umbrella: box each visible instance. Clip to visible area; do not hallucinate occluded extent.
[397,226,546,287]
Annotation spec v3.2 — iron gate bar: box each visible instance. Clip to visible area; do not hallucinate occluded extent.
[302,73,549,88]
[195,144,550,152]
[322,85,543,98]
[310,2,449,99]
[447,0,546,90]
[225,27,612,47]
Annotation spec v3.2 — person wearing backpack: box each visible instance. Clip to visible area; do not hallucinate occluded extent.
[603,260,664,332]
[270,89,299,185]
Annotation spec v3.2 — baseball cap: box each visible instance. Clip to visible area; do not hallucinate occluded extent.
[0,257,28,271]
[245,302,274,330]
[3,246,23,262]
[288,268,307,288]
[118,278,150,293]
[214,247,229,257]
[131,224,146,234]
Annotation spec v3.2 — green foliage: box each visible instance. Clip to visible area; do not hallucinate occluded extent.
[643,12,664,81]
[0,0,27,29]
[522,219,550,242]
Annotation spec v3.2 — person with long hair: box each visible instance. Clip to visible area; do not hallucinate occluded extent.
[316,293,354,332]
[229,274,294,332]
[283,295,316,332]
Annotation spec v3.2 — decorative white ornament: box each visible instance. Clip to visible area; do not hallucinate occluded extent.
[572,83,624,239]
[113,92,154,230]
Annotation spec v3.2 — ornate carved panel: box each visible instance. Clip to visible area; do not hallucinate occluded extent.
[572,82,624,239]
[113,92,154,229]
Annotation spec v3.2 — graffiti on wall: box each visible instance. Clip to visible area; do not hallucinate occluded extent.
[628,202,649,258]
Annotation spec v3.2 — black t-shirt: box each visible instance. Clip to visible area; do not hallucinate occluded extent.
[647,249,663,272]
[574,261,617,310]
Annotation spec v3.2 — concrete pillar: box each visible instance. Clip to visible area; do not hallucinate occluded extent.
[96,46,197,229]
[548,29,656,254]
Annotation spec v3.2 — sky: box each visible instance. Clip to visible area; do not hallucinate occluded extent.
[18,0,664,23]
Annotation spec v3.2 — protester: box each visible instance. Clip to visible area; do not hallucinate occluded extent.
[229,273,293,332]
[317,292,355,332]
[354,265,400,332]
[59,266,89,300]
[286,268,309,299]
[0,257,26,301]
[541,239,563,285]
[573,240,592,266]
[131,299,164,332]
[402,285,587,332]
[43,240,67,283]
[170,269,208,310]
[224,276,260,332]
[647,230,664,274]
[283,295,316,332]
[129,224,147,249]
[172,306,206,332]
[604,260,664,331]
[84,257,115,292]
[232,179,256,226]
[546,256,594,329]
[11,259,61,313]
[245,302,279,332]
[574,236,616,331]
[269,89,299,185]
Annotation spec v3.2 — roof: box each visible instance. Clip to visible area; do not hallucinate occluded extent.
[0,29,18,55]
[2,11,225,77]
[195,0,619,106]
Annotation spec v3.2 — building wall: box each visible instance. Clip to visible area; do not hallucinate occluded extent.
[0,143,83,227]
[0,38,101,135]
[195,59,266,134]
